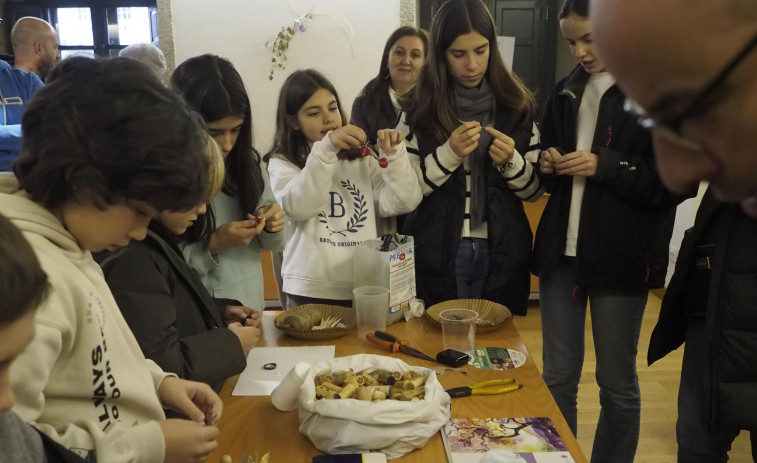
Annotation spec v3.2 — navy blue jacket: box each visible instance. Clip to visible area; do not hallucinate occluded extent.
[533,65,685,290]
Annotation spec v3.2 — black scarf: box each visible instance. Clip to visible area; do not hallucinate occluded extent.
[455,80,494,229]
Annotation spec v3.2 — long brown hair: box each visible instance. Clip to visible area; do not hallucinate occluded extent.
[171,54,264,225]
[265,69,348,169]
[404,0,535,143]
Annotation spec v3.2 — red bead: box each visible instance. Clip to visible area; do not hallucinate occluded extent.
[378,158,388,168]
[360,145,371,157]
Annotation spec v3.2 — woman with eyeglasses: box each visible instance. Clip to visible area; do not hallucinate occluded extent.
[532,0,689,461]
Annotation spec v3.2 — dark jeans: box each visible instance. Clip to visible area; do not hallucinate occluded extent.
[677,316,757,462]
[539,257,647,463]
[455,238,489,299]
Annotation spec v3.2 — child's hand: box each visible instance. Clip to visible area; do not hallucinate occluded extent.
[159,419,218,463]
[485,126,515,166]
[539,148,562,174]
[225,305,259,327]
[207,218,266,254]
[376,129,404,156]
[449,121,481,158]
[227,322,261,355]
[158,377,223,425]
[554,150,598,177]
[255,203,286,233]
[328,124,366,150]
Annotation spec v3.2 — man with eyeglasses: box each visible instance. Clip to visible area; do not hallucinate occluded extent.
[591,1,757,461]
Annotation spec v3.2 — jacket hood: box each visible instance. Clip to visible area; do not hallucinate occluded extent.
[0,173,88,260]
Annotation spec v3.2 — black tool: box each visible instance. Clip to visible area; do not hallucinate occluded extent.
[379,233,394,252]
[436,349,470,368]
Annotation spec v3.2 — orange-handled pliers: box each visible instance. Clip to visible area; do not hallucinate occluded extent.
[366,330,436,362]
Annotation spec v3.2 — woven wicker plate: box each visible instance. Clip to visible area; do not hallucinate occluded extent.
[424,299,512,333]
[274,304,356,340]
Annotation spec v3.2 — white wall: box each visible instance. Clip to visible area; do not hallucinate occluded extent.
[171,0,401,153]
[665,182,708,285]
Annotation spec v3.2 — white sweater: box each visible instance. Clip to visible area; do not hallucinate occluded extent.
[1,173,171,463]
[267,135,422,300]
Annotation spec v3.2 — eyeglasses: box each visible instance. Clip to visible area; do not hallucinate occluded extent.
[625,30,757,149]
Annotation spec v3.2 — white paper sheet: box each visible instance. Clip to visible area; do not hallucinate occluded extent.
[231,345,335,396]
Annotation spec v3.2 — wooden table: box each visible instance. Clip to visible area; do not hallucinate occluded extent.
[205,311,588,463]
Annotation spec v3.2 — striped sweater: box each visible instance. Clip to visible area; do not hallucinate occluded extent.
[396,114,543,238]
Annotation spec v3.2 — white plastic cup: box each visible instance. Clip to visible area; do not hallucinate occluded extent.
[439,308,477,355]
[353,286,389,340]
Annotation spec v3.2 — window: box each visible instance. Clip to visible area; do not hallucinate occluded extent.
[11,1,158,58]
[57,8,94,58]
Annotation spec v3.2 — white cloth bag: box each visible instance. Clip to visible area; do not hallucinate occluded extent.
[295,354,451,459]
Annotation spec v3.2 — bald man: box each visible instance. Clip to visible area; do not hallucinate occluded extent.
[11,17,59,81]
[592,1,757,461]
[0,19,44,171]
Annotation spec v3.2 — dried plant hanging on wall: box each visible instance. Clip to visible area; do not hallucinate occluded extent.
[264,0,355,80]
[265,12,313,80]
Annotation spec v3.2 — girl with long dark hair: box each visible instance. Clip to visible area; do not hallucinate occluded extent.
[265,69,420,308]
[398,0,542,314]
[171,54,287,312]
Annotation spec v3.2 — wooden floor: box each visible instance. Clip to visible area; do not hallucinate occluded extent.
[512,293,753,462]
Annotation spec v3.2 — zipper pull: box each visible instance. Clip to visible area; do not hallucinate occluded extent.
[606,125,613,147]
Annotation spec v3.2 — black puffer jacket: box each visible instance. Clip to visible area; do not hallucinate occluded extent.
[649,190,757,430]
[400,106,534,315]
[100,225,247,392]
[533,65,684,290]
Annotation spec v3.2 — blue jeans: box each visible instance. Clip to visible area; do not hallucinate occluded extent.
[539,257,647,463]
[455,238,489,299]
[677,316,757,462]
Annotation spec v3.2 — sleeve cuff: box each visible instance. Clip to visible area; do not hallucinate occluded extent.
[146,359,177,393]
[313,133,340,164]
[594,147,619,181]
[128,420,166,463]
[497,150,526,178]
[437,140,465,170]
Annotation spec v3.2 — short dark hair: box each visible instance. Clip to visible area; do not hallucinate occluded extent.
[559,0,589,19]
[265,69,347,169]
[0,213,49,325]
[14,56,209,213]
